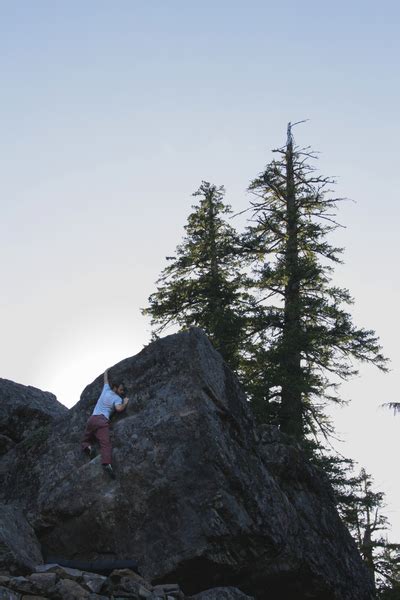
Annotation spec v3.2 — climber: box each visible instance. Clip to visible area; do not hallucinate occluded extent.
[81,369,129,479]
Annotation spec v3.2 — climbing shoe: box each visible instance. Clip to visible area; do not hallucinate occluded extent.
[102,464,116,479]
[83,445,96,459]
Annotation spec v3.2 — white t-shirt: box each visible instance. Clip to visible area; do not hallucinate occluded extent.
[92,383,123,420]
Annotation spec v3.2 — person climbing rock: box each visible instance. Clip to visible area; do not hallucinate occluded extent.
[81,369,129,479]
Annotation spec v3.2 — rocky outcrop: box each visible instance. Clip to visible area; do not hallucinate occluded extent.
[0,564,202,600]
[0,329,374,599]
[0,378,67,454]
[189,589,255,600]
[0,505,43,574]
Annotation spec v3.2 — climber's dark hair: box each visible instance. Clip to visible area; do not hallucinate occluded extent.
[110,378,126,393]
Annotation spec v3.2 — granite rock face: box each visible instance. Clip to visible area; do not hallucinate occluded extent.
[0,378,67,453]
[0,505,43,574]
[0,329,374,599]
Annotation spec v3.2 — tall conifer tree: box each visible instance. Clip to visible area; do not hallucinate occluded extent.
[142,181,249,370]
[244,123,388,439]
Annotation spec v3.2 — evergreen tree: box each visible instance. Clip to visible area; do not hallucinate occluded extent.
[376,544,400,598]
[385,403,400,414]
[142,181,249,370]
[339,468,400,594]
[342,468,388,577]
[243,122,388,439]
[308,448,400,596]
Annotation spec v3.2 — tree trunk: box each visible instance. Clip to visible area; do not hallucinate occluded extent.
[206,189,224,355]
[279,123,303,440]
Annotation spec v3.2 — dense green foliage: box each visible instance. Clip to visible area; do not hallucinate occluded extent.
[144,125,388,442]
[242,123,388,439]
[142,181,250,370]
[335,466,400,594]
[308,449,400,594]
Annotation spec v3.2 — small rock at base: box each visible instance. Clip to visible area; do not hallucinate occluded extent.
[110,568,151,588]
[188,588,255,600]
[35,564,59,573]
[82,573,107,594]
[0,586,20,600]
[53,578,90,599]
[28,572,57,592]
[139,584,154,598]
[6,576,34,594]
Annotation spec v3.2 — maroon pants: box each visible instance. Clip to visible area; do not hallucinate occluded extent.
[81,415,112,464]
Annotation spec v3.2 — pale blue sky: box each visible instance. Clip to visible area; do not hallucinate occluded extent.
[1,1,399,538]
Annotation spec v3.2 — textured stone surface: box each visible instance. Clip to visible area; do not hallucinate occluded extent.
[0,378,67,447]
[0,433,14,455]
[53,578,90,599]
[110,570,152,591]
[35,565,60,573]
[82,573,107,594]
[28,572,57,595]
[0,585,20,599]
[0,505,43,574]
[0,565,181,600]
[6,576,35,594]
[39,566,82,582]
[189,588,254,600]
[0,329,374,599]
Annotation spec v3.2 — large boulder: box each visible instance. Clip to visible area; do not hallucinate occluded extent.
[0,380,65,577]
[0,329,374,599]
[0,505,43,574]
[0,378,67,453]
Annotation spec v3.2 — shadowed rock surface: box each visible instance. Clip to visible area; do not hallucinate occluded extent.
[189,589,255,600]
[0,563,236,599]
[0,505,43,574]
[0,329,374,599]
[0,378,67,454]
